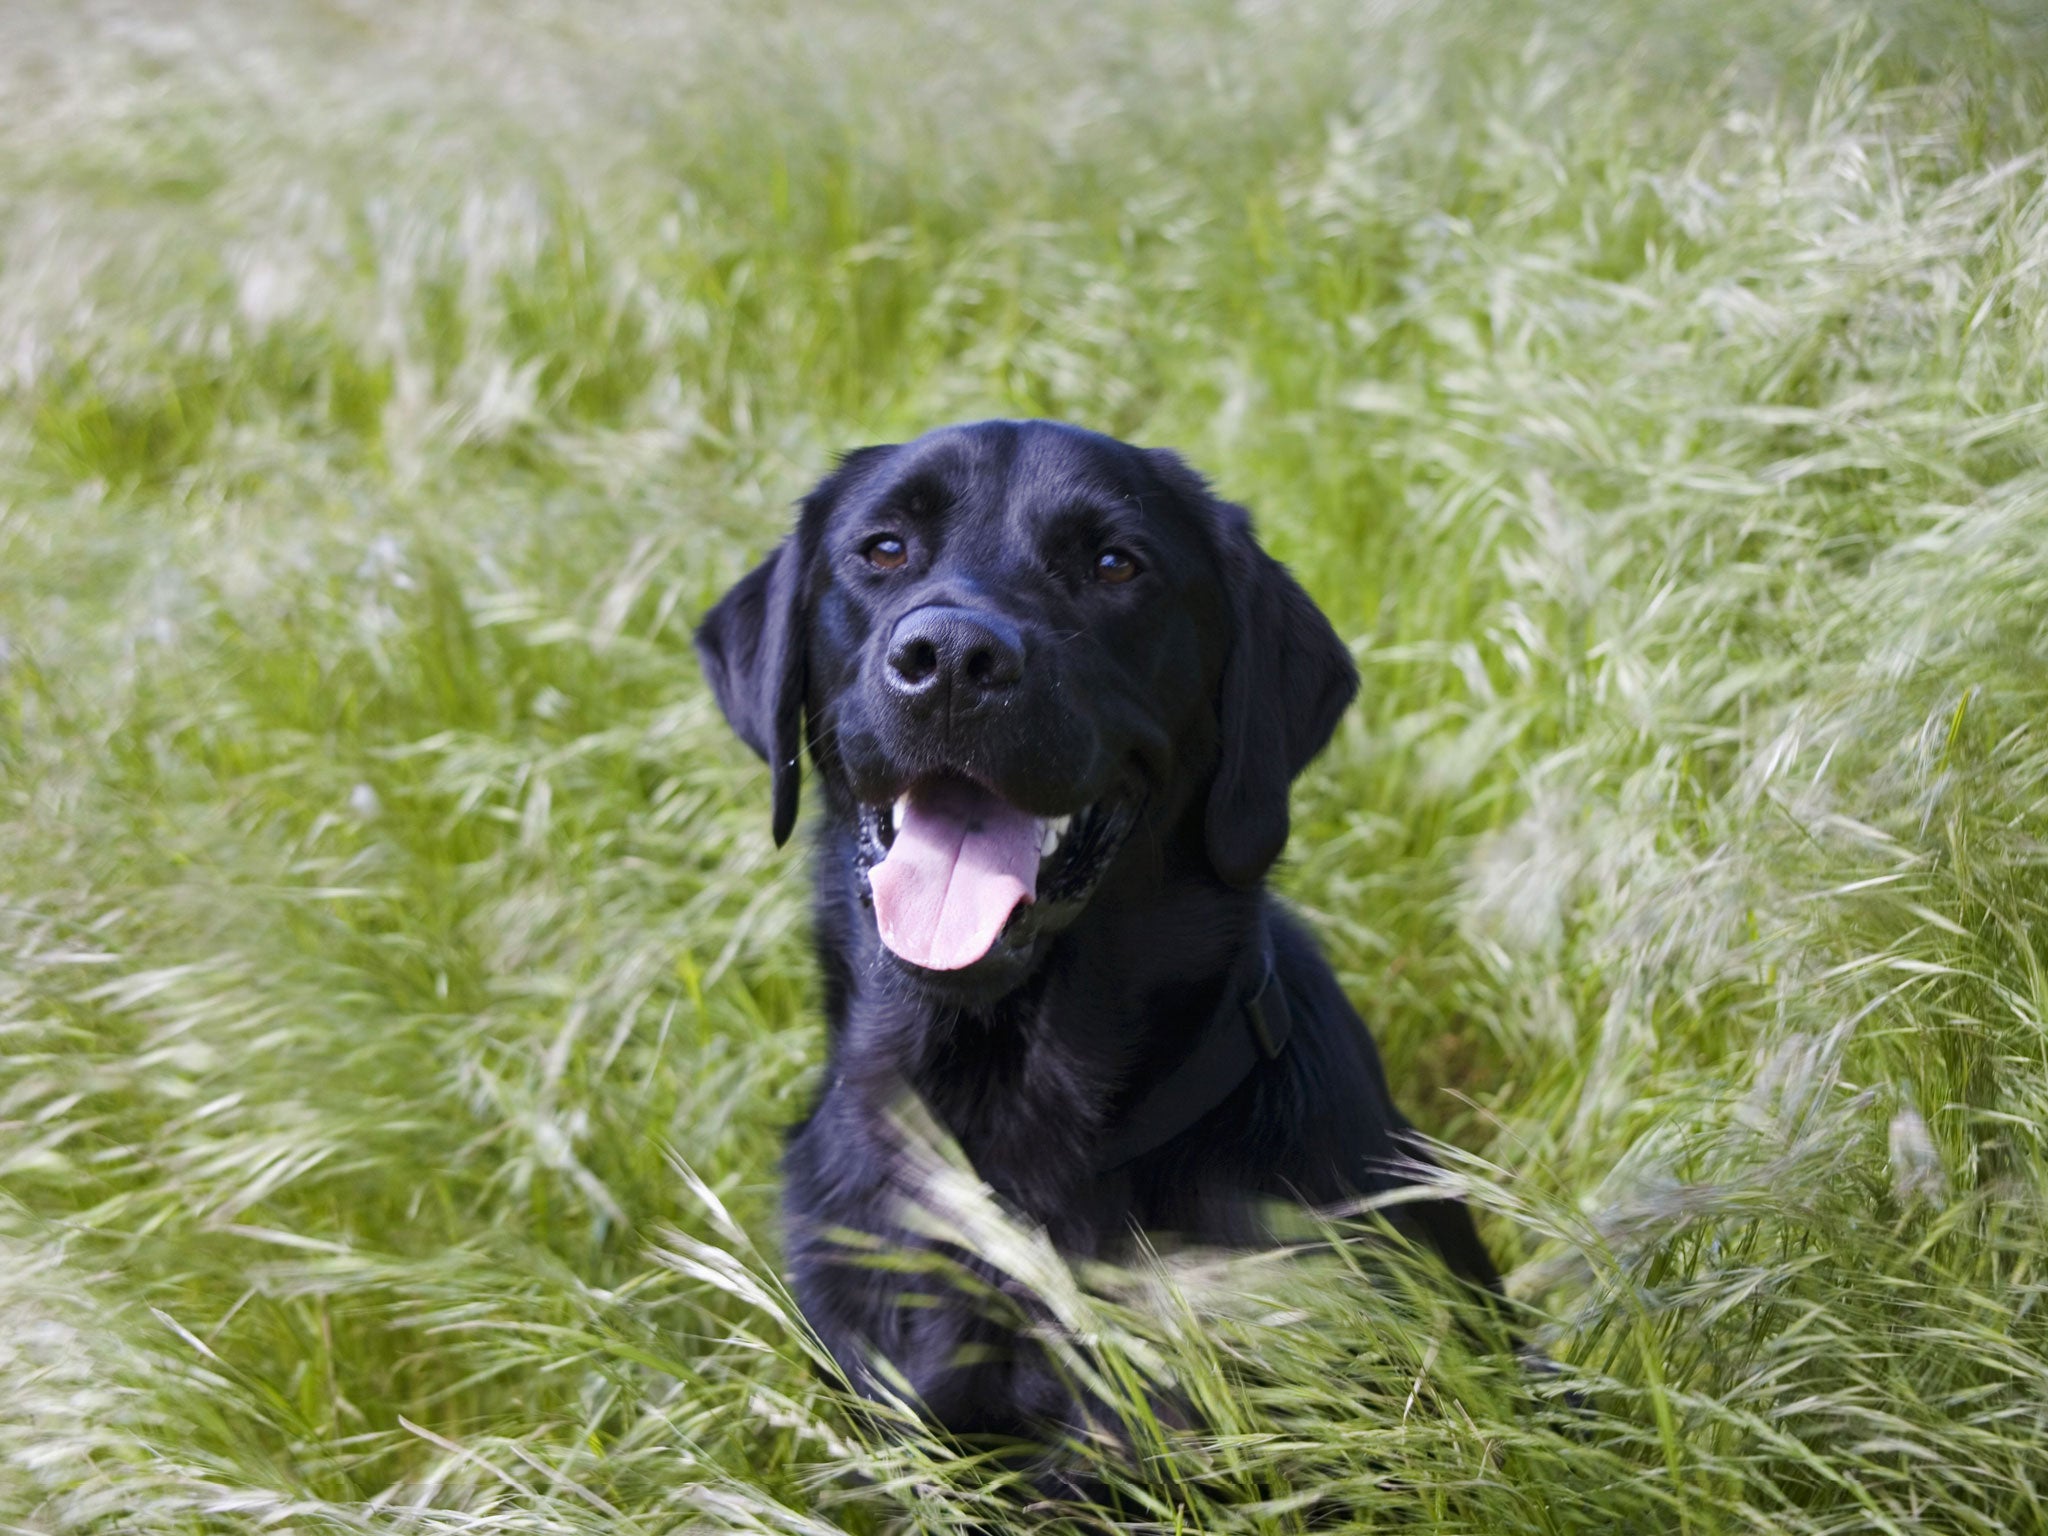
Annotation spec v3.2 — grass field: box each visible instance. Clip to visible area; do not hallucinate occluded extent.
[6,0,2048,1529]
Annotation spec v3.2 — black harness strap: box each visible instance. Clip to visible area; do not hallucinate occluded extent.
[1090,923,1296,1175]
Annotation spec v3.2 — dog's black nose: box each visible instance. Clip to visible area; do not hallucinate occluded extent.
[885,606,1025,700]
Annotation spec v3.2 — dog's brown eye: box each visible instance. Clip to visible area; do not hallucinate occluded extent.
[863,535,909,570]
[1094,548,1139,584]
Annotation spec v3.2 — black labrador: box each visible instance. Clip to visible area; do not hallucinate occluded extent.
[696,418,1501,1447]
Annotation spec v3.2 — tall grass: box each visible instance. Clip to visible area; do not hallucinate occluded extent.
[5,0,2048,1529]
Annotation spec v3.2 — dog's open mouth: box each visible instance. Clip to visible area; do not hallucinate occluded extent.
[855,775,1135,972]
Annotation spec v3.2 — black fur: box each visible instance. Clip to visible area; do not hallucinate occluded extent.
[696,419,1500,1448]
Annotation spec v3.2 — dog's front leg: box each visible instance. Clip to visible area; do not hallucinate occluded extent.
[789,1224,1078,1441]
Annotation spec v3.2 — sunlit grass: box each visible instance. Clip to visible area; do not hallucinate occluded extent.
[5,0,2048,1529]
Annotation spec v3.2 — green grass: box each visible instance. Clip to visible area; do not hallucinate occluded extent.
[6,0,2048,1528]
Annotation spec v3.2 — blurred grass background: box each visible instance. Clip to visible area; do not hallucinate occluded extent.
[6,0,2048,1529]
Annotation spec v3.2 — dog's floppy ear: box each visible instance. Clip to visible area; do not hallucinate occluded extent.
[1160,457,1358,887]
[696,537,807,846]
[1209,508,1359,885]
[695,446,894,847]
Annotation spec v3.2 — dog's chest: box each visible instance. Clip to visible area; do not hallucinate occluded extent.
[931,1017,1110,1203]
[834,990,1118,1234]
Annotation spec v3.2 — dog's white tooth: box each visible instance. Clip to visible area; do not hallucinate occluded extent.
[891,795,908,833]
[1039,814,1073,859]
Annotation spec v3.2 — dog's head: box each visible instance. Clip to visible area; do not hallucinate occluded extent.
[696,420,1356,994]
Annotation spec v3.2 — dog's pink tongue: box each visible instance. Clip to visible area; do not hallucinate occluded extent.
[870,779,1040,971]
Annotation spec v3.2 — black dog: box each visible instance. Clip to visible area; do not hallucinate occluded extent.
[696,419,1501,1446]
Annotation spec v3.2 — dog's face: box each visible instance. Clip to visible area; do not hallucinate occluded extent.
[697,420,1356,996]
